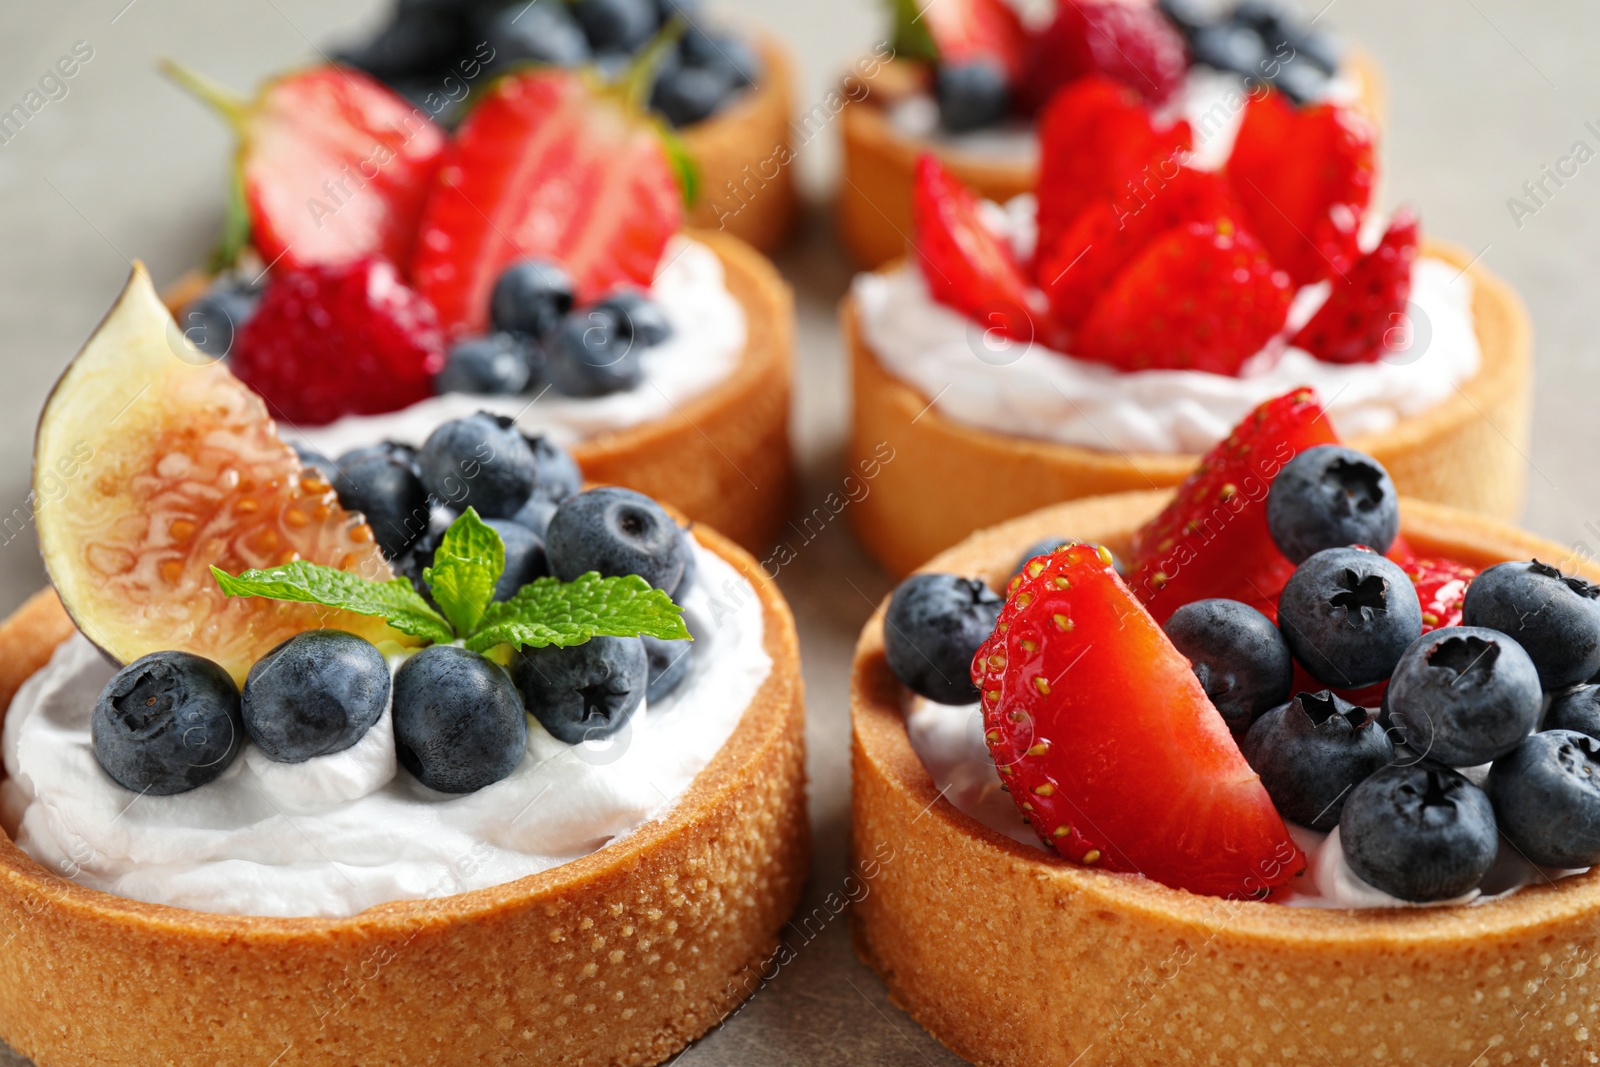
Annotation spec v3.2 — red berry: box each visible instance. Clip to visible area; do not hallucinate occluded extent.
[976,543,1304,898]
[914,0,1030,81]
[1403,556,1477,633]
[1020,0,1188,112]
[232,258,444,426]
[410,69,684,334]
[1127,388,1340,622]
[912,154,1038,343]
[1074,217,1294,374]
[1293,208,1421,363]
[1226,93,1376,286]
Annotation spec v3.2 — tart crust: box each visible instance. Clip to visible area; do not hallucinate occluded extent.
[851,491,1600,1067]
[836,51,1386,269]
[845,239,1532,576]
[0,522,807,1067]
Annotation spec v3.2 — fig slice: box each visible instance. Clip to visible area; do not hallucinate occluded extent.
[34,262,417,684]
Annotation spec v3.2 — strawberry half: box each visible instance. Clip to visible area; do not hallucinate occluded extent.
[1074,217,1294,374]
[977,543,1304,898]
[410,69,684,334]
[1227,92,1376,286]
[1403,556,1477,633]
[1128,388,1339,622]
[1020,0,1189,112]
[900,0,1030,81]
[912,154,1037,342]
[1293,208,1421,363]
[164,62,446,272]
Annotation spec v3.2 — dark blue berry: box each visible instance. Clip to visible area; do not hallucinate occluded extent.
[571,0,657,53]
[1266,445,1399,563]
[1463,560,1600,689]
[511,495,560,541]
[1190,22,1269,77]
[485,2,592,68]
[1385,626,1541,767]
[393,646,527,793]
[419,412,538,518]
[514,637,648,744]
[1547,684,1600,741]
[549,306,644,397]
[1339,763,1498,902]
[655,0,702,21]
[1241,690,1394,829]
[490,259,575,340]
[545,487,688,593]
[883,573,1003,705]
[178,281,258,360]
[335,4,463,81]
[337,439,420,473]
[1164,598,1294,735]
[1488,730,1600,869]
[435,333,534,395]
[485,518,549,601]
[333,445,431,559]
[1277,547,1422,689]
[1157,0,1211,36]
[1012,537,1068,578]
[936,60,1010,133]
[1236,0,1340,73]
[522,434,583,503]
[680,28,762,88]
[241,630,390,763]
[293,443,340,484]
[597,289,673,347]
[642,633,692,703]
[1269,56,1331,104]
[91,651,243,796]
[651,65,734,129]
[672,525,697,598]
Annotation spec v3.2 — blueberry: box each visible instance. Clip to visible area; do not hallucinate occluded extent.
[338,439,421,474]
[1463,560,1600,689]
[419,412,538,518]
[883,573,1003,706]
[490,259,575,340]
[1157,0,1212,36]
[1488,730,1600,869]
[1277,548,1422,689]
[514,637,648,744]
[1548,684,1600,740]
[178,281,258,360]
[334,4,463,81]
[642,633,692,703]
[485,2,592,68]
[548,305,645,397]
[511,495,560,540]
[655,0,702,20]
[1385,626,1541,767]
[1266,446,1400,563]
[545,487,688,593]
[333,446,431,559]
[1236,0,1340,73]
[1164,598,1294,735]
[1339,763,1499,902]
[673,526,698,598]
[936,59,1010,133]
[1269,56,1331,104]
[522,434,583,504]
[1012,537,1068,578]
[241,631,390,763]
[485,518,549,600]
[651,64,735,129]
[571,0,658,53]
[680,28,762,88]
[1190,22,1269,77]
[1241,691,1395,829]
[293,443,340,484]
[91,651,243,796]
[435,333,534,396]
[393,646,527,793]
[597,289,673,347]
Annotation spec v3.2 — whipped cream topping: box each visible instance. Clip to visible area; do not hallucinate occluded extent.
[0,538,770,919]
[288,236,747,458]
[906,696,1584,908]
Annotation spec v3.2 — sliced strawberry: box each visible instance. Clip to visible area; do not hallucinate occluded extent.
[903,0,1030,81]
[166,63,447,272]
[1034,77,1192,271]
[1128,388,1339,623]
[410,69,683,334]
[1039,167,1241,330]
[1402,556,1477,633]
[912,154,1037,342]
[1227,92,1376,286]
[1074,217,1294,374]
[1293,208,1421,363]
[976,543,1304,898]
[1020,0,1188,112]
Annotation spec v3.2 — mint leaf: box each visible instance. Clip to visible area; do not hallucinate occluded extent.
[423,507,504,635]
[463,572,691,654]
[212,562,454,644]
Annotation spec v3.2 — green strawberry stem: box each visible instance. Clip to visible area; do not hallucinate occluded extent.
[159,58,251,132]
[618,21,686,113]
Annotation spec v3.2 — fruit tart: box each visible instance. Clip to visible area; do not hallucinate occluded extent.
[162,61,794,557]
[852,393,1600,1066]
[838,0,1382,267]
[844,75,1530,575]
[0,264,806,1067]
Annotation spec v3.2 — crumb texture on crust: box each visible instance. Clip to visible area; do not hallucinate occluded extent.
[0,524,807,1067]
[851,491,1600,1067]
[845,239,1531,577]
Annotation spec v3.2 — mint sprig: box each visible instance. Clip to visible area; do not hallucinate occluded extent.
[213,507,690,652]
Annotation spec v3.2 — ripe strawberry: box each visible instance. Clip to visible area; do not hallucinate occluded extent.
[232,258,444,426]
[1020,0,1188,112]
[1034,77,1191,274]
[1293,208,1421,363]
[902,0,1030,81]
[1402,556,1477,633]
[1128,389,1339,623]
[410,69,684,335]
[912,154,1037,342]
[1074,218,1294,374]
[1227,92,1376,286]
[164,62,446,272]
[976,543,1304,898]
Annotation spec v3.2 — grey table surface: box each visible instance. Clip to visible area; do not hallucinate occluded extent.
[3,1,1599,1063]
